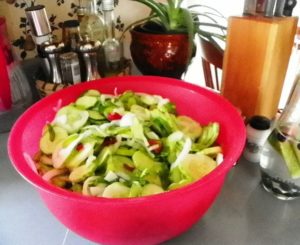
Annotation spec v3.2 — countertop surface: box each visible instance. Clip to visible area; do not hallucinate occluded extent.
[1,119,300,245]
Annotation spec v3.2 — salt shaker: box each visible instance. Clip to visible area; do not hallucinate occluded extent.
[78,35,101,81]
[42,41,65,84]
[243,115,272,163]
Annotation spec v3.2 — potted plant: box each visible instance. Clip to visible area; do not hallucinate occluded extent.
[122,0,227,78]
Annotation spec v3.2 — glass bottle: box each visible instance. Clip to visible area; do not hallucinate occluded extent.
[79,0,105,43]
[101,0,122,76]
[260,73,300,200]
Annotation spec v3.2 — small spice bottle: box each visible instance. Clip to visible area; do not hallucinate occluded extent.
[243,115,272,163]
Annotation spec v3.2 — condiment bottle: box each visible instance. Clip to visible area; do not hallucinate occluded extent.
[101,0,122,76]
[243,115,271,163]
[62,20,81,52]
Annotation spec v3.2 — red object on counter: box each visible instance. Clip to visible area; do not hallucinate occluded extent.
[0,46,12,111]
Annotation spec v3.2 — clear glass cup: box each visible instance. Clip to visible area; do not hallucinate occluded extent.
[260,74,300,200]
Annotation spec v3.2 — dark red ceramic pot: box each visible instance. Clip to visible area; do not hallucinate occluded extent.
[130,25,190,79]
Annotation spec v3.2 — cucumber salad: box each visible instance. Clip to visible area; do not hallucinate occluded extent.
[34,89,223,198]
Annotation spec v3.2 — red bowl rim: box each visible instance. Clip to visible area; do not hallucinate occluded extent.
[8,76,246,205]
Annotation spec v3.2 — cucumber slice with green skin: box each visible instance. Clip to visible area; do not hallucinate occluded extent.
[277,140,300,179]
[197,123,220,148]
[132,151,162,173]
[129,181,143,197]
[83,89,101,97]
[53,105,89,134]
[106,155,135,180]
[168,179,192,190]
[83,176,106,196]
[144,173,162,186]
[52,131,91,168]
[176,115,202,140]
[198,146,222,158]
[115,147,136,156]
[75,95,98,109]
[88,110,105,120]
[69,155,98,182]
[130,104,150,121]
[292,141,300,163]
[102,182,130,198]
[141,184,164,196]
[179,153,217,181]
[65,140,96,169]
[40,125,68,154]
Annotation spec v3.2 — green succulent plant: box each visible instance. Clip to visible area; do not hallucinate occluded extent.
[121,0,227,60]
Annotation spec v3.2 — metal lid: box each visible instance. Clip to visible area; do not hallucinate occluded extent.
[59,52,78,60]
[42,41,65,54]
[25,5,51,37]
[78,35,101,52]
[102,0,114,11]
[63,20,80,28]
[249,115,271,130]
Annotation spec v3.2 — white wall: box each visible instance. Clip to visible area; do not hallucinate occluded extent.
[183,0,300,109]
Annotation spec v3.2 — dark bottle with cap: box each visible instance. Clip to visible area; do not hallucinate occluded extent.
[62,20,81,52]
[243,115,272,163]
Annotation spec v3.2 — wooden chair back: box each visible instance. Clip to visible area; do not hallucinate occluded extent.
[199,38,224,90]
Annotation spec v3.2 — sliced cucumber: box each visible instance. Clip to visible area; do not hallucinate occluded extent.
[53,105,89,133]
[198,146,222,158]
[69,156,98,182]
[52,132,90,168]
[176,115,202,140]
[168,179,192,190]
[102,182,130,198]
[65,140,96,169]
[83,89,101,97]
[129,181,143,197]
[132,151,161,173]
[179,153,217,181]
[278,141,300,179]
[197,122,220,148]
[40,125,68,154]
[141,184,164,196]
[106,155,135,180]
[88,110,104,120]
[82,176,106,196]
[130,104,150,121]
[75,95,98,109]
[115,147,136,156]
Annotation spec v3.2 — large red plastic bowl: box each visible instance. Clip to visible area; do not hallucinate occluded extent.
[8,76,245,245]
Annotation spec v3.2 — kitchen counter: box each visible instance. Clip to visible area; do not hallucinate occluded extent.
[1,124,300,245]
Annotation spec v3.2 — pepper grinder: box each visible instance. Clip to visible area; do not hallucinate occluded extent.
[42,41,65,84]
[78,35,101,81]
[243,115,272,163]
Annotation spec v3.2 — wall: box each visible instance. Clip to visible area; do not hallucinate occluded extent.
[0,0,299,105]
[0,0,150,60]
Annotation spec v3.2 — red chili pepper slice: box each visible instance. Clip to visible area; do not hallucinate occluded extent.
[107,112,122,121]
[123,163,135,172]
[148,139,163,154]
[103,137,117,146]
[76,143,84,151]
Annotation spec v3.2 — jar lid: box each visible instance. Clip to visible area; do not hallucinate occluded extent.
[63,20,80,28]
[102,0,114,11]
[249,115,271,130]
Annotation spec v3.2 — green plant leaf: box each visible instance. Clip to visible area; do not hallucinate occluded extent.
[132,0,170,30]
